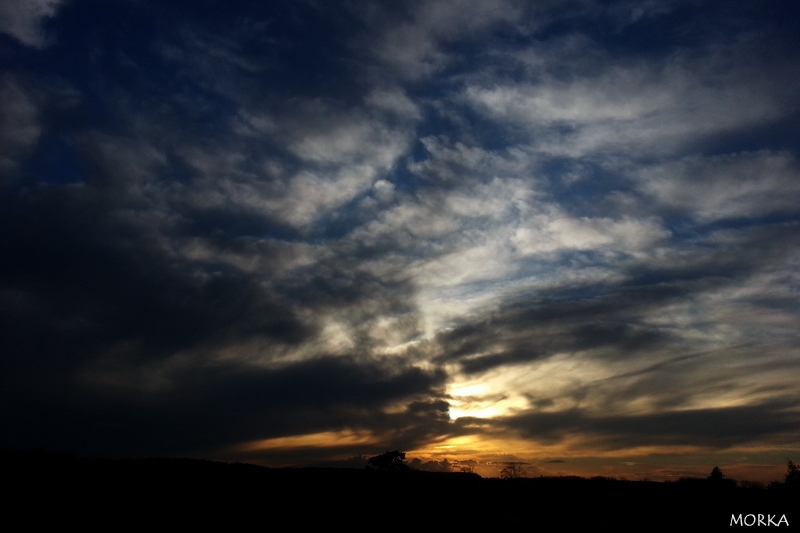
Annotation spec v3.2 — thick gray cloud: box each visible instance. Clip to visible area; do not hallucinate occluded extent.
[0,353,447,456]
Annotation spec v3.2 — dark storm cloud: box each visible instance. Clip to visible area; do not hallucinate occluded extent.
[0,186,310,364]
[0,144,439,455]
[0,353,447,456]
[0,120,426,457]
[232,396,457,466]
[494,398,800,450]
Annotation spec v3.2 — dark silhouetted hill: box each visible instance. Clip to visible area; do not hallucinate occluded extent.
[2,450,795,529]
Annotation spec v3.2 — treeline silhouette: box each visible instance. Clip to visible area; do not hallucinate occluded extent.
[3,450,796,529]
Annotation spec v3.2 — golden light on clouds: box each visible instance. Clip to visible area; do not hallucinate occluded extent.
[445,353,622,422]
[234,430,378,453]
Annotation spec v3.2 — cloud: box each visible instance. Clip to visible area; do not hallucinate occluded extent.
[0,350,448,457]
[435,219,800,369]
[359,0,527,80]
[365,87,422,120]
[0,0,64,47]
[1,0,799,474]
[634,151,800,221]
[176,97,415,230]
[462,28,798,158]
[512,213,669,255]
[496,398,800,450]
[0,77,41,182]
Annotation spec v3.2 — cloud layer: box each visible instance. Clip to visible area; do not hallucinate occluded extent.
[1,0,798,480]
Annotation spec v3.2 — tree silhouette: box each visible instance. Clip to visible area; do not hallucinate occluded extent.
[707,466,736,489]
[708,466,725,481]
[786,460,800,487]
[500,463,526,479]
[367,450,409,471]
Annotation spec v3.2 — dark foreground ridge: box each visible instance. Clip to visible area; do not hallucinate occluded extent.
[4,451,796,530]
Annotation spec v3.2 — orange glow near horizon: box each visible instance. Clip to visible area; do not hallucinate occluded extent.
[222,418,798,484]
[234,429,379,453]
[220,429,798,483]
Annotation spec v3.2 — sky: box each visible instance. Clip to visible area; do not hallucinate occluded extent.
[1,0,799,482]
